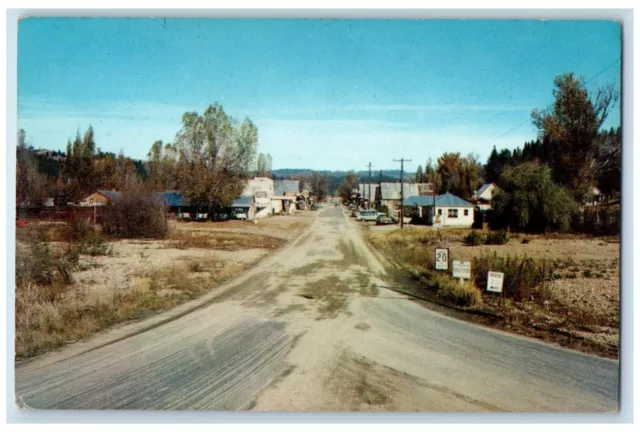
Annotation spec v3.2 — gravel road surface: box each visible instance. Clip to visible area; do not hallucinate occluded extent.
[15,206,619,412]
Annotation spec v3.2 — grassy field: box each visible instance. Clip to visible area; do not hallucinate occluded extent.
[368,226,620,358]
[14,214,314,360]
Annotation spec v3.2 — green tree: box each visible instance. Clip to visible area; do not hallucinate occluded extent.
[436,152,463,196]
[595,127,621,199]
[337,171,359,201]
[532,73,619,200]
[414,165,424,183]
[491,162,579,233]
[169,103,258,212]
[255,152,273,177]
[424,158,436,186]
[16,129,48,205]
[460,153,481,201]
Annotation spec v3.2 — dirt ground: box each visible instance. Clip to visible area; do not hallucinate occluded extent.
[366,223,620,358]
[14,212,316,359]
[16,206,618,412]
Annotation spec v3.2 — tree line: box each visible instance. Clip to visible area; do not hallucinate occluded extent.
[17,102,269,215]
[336,72,620,233]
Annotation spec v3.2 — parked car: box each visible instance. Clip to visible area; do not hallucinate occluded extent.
[233,209,248,220]
[356,209,385,221]
[376,214,397,225]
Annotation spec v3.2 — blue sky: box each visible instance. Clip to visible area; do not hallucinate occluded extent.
[18,18,621,171]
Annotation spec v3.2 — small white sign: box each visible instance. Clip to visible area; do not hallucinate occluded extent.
[487,271,504,293]
[453,260,471,279]
[435,248,449,271]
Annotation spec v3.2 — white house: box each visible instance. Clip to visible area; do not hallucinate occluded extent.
[402,192,475,227]
[474,183,500,211]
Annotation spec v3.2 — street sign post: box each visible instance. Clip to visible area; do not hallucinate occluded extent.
[487,271,504,293]
[435,248,449,271]
[452,260,471,285]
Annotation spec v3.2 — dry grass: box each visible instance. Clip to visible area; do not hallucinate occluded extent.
[15,211,314,360]
[166,230,285,251]
[15,257,242,359]
[369,226,620,357]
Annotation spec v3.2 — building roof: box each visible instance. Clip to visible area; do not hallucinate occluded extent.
[154,191,187,207]
[476,183,494,197]
[96,190,122,202]
[435,192,474,207]
[231,195,253,207]
[358,184,379,200]
[379,183,430,200]
[401,192,474,208]
[274,180,300,196]
[401,195,435,207]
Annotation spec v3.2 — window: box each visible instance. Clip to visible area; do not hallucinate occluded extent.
[464,209,469,216]
[448,209,458,218]
[438,209,443,216]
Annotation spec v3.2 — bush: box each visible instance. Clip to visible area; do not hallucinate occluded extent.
[484,230,509,245]
[472,252,554,301]
[101,182,168,239]
[379,205,390,216]
[521,237,531,244]
[463,230,485,246]
[428,274,483,307]
[463,230,508,246]
[16,229,77,289]
[79,231,111,256]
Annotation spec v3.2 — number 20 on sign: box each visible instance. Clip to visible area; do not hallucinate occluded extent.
[434,248,449,271]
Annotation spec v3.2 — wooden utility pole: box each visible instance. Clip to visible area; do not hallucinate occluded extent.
[378,170,382,210]
[366,162,373,208]
[393,158,412,229]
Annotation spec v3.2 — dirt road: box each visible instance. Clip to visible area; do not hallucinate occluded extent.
[15,207,619,411]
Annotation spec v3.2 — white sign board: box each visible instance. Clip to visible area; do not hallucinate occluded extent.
[452,260,471,279]
[487,271,504,293]
[435,248,449,271]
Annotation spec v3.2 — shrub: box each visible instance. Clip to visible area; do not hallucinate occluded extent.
[379,205,390,216]
[521,237,531,244]
[485,230,509,245]
[16,229,77,289]
[79,231,111,256]
[101,182,168,239]
[428,274,483,307]
[463,230,485,246]
[583,269,593,278]
[472,252,554,301]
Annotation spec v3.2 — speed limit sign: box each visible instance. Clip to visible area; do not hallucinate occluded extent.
[434,248,449,271]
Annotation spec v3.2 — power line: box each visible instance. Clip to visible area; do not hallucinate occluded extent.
[440,57,531,129]
[486,57,621,144]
